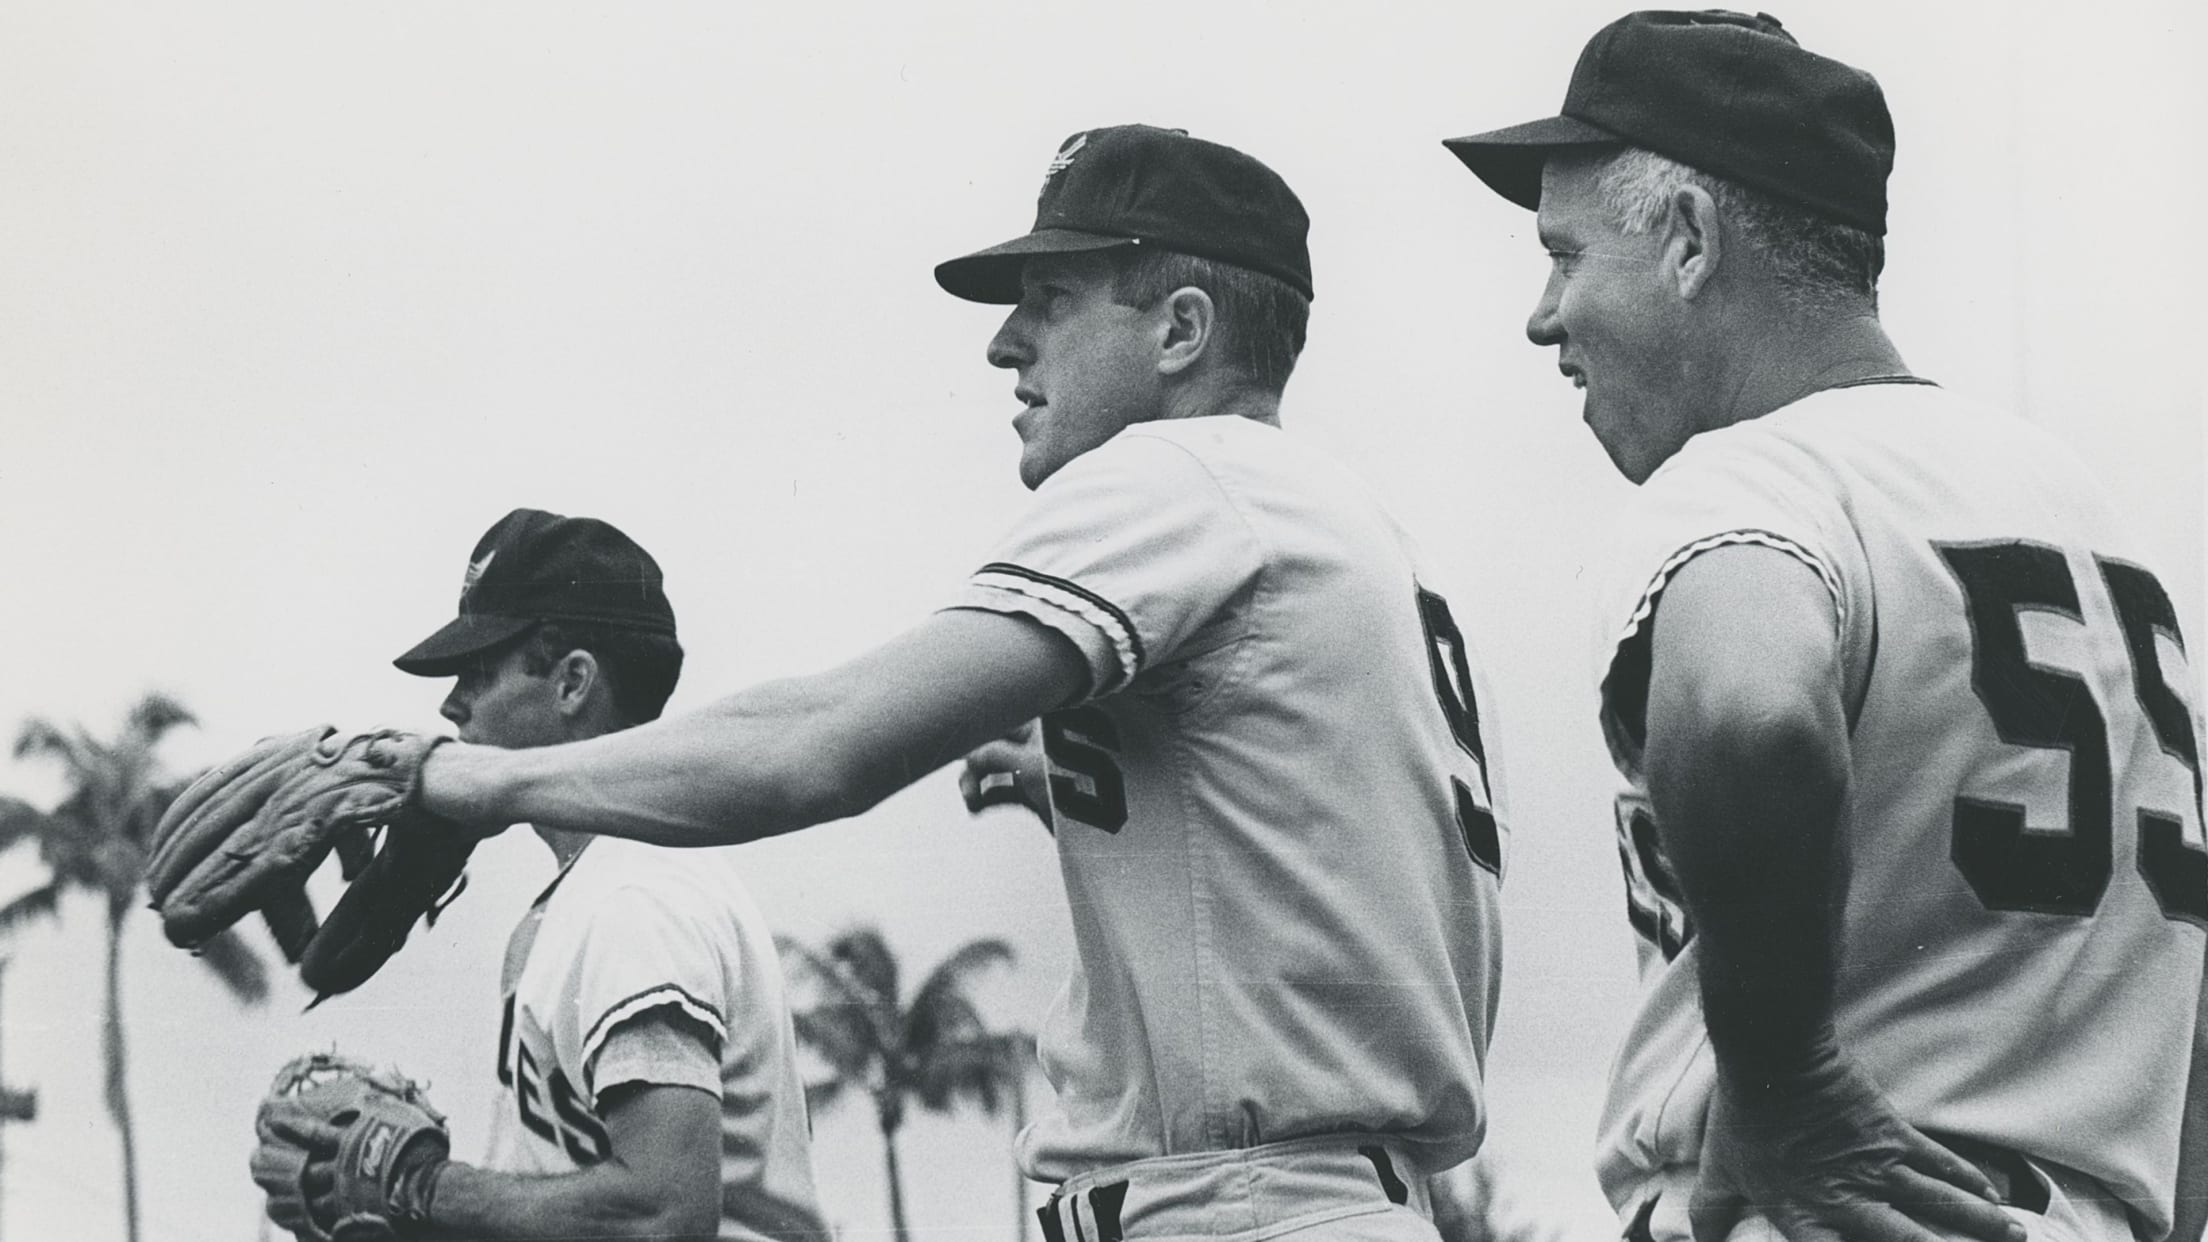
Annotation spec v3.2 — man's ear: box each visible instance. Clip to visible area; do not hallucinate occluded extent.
[1156,285,1215,377]
[1664,184,1723,300]
[553,650,600,717]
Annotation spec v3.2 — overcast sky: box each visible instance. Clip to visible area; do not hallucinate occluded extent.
[0,2,2200,1240]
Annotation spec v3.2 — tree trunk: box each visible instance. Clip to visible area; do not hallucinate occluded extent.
[1011,1072,1030,1242]
[1,956,9,1242]
[103,906,141,1242]
[879,1109,910,1242]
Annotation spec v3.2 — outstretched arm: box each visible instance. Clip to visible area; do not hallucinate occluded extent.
[1642,545,2018,1242]
[422,609,1084,847]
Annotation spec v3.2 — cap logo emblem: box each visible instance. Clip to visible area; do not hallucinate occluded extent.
[460,549,496,601]
[1040,133,1087,196]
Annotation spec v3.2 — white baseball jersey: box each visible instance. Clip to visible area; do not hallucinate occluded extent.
[482,837,826,1242]
[949,415,1506,1181]
[1592,381,2207,1235]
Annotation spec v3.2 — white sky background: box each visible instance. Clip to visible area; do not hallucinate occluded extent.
[0,2,2201,1240]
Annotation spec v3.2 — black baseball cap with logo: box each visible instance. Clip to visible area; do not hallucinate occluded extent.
[393,508,678,677]
[1442,10,1895,235]
[934,123,1314,304]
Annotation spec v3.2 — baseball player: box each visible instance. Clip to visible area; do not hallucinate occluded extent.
[1443,11,2207,1242]
[202,124,1506,1241]
[251,508,826,1241]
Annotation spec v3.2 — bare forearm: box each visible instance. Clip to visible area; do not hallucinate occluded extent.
[1650,704,1849,1083]
[423,1159,715,1242]
[417,611,1084,848]
[423,678,861,847]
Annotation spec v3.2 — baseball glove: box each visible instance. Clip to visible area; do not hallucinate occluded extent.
[251,1052,449,1242]
[298,816,474,1002]
[146,727,472,998]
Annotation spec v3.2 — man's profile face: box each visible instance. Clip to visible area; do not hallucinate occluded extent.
[439,642,564,749]
[984,251,1161,490]
[1527,154,1696,484]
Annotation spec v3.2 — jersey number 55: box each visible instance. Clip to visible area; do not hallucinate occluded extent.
[1940,540,2207,925]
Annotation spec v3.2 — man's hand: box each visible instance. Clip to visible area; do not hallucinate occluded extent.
[959,722,1051,829]
[1692,1051,2024,1242]
[250,1053,449,1242]
[146,728,489,999]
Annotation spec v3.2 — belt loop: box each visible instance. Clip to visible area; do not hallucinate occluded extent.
[1089,1181,1129,1242]
[1357,1146,1410,1206]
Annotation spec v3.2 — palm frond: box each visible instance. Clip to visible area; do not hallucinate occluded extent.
[13,718,88,769]
[904,988,990,1060]
[779,937,888,1014]
[911,1033,1031,1116]
[774,934,847,987]
[96,838,150,901]
[123,693,196,749]
[9,719,59,759]
[0,796,49,853]
[825,927,901,1006]
[908,937,1014,1015]
[779,931,905,1058]
[904,937,1014,1053]
[188,927,270,1005]
[25,804,103,889]
[0,882,63,935]
[789,1004,885,1078]
[782,926,1036,1141]
[802,1076,849,1120]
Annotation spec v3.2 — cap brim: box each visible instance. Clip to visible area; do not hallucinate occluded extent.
[933,229,1141,304]
[392,614,537,677]
[1442,114,1621,211]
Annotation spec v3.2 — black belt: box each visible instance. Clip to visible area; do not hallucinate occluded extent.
[1620,1137,2048,1242]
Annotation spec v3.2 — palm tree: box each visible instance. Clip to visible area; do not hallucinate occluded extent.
[0,692,272,1242]
[777,926,1034,1242]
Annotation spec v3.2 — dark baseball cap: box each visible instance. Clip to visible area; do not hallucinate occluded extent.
[1442,10,1895,234]
[934,124,1314,304]
[393,508,677,677]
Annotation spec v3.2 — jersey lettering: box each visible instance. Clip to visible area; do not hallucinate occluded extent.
[1940,541,2111,914]
[1040,706,1128,832]
[2102,557,2208,927]
[513,1040,559,1147]
[1938,540,2208,921]
[495,992,517,1086]
[500,993,612,1163]
[1417,586,1488,766]
[1614,794,1692,960]
[1418,587,1501,876]
[547,1065,611,1164]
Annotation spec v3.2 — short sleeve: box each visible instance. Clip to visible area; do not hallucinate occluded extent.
[589,1011,722,1100]
[946,430,1264,700]
[562,884,734,1105]
[1595,426,1871,772]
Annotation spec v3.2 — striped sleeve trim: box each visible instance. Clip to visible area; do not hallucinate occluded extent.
[579,984,727,1081]
[1617,528,1843,650]
[971,562,1144,693]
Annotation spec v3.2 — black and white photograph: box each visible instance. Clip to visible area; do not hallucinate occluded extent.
[0,3,2199,1241]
